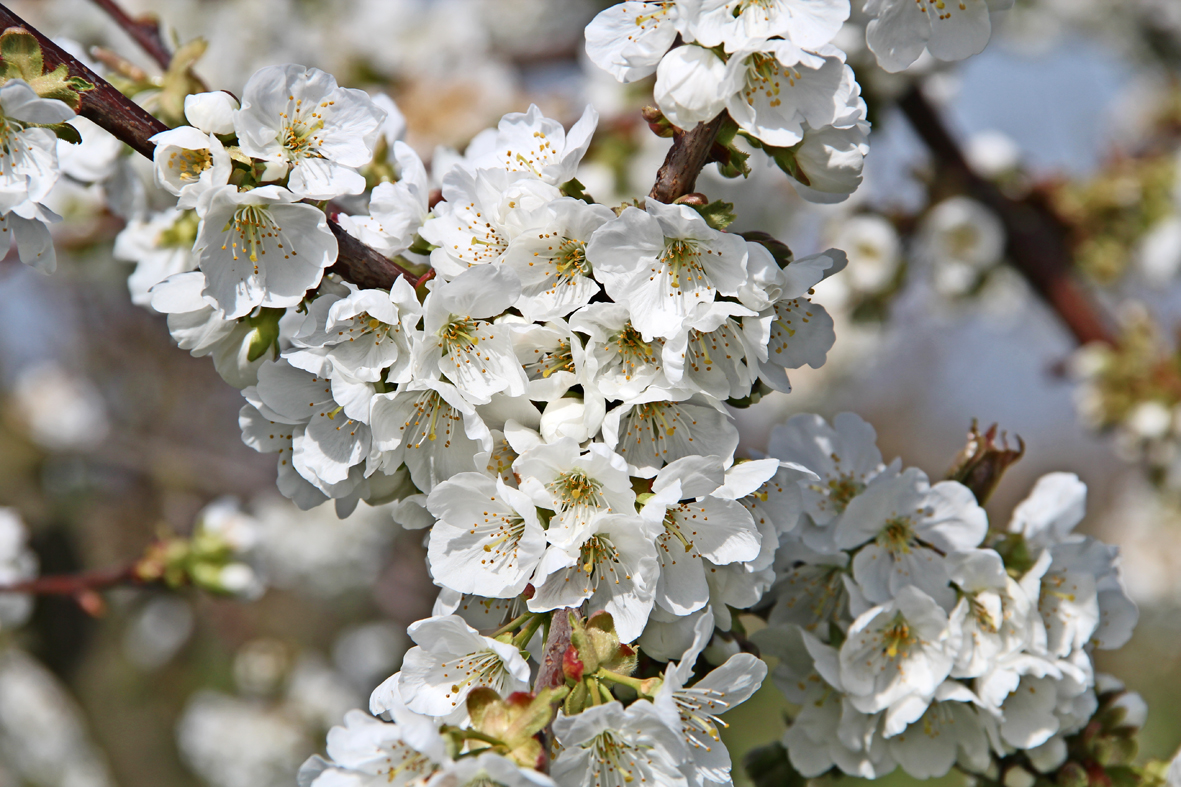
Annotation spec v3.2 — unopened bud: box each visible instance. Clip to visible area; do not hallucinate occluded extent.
[1004,766,1036,787]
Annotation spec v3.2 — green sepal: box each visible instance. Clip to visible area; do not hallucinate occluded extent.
[726,379,774,409]
[711,115,751,179]
[742,742,809,787]
[156,38,208,127]
[560,177,595,204]
[687,199,737,231]
[407,233,437,256]
[466,686,564,768]
[45,122,82,145]
[244,307,285,362]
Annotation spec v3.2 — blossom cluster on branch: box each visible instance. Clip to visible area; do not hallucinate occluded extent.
[0,1,1160,786]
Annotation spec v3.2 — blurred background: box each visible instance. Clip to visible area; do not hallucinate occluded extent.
[2,0,1181,785]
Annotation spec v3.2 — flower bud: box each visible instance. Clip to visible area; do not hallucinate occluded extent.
[541,398,590,443]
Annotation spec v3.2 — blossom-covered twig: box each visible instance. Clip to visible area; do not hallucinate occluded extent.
[648,113,726,204]
[898,84,1115,346]
[0,7,165,158]
[0,7,412,289]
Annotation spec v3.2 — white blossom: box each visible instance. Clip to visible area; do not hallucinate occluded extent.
[0,79,74,272]
[602,390,740,478]
[393,615,532,719]
[690,0,849,52]
[584,1,689,83]
[528,513,661,642]
[552,701,687,787]
[588,202,748,341]
[425,472,546,598]
[235,64,386,200]
[193,185,338,319]
[865,0,1014,73]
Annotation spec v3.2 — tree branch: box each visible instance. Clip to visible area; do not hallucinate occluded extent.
[0,7,167,159]
[327,221,416,289]
[897,84,1114,347]
[648,113,726,204]
[0,563,142,595]
[534,609,573,693]
[88,0,172,72]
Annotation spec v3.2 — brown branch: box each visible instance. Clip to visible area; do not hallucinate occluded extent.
[534,609,574,693]
[0,6,167,159]
[0,563,141,595]
[648,113,726,204]
[327,220,414,289]
[88,0,172,71]
[897,84,1114,346]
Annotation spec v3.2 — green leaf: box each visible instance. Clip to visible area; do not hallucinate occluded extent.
[688,199,737,231]
[0,28,44,82]
[407,233,437,256]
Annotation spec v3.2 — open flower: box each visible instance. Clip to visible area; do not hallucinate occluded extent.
[514,438,636,548]
[602,390,739,478]
[394,615,532,719]
[193,185,338,319]
[690,0,849,51]
[587,202,748,341]
[0,79,74,272]
[418,264,528,404]
[836,468,988,608]
[528,513,661,642]
[473,104,598,185]
[552,701,687,787]
[584,1,689,82]
[504,198,614,322]
[865,0,1014,73]
[234,64,386,199]
[426,472,546,598]
[299,707,448,787]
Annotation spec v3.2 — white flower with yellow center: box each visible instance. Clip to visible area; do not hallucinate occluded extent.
[946,548,1036,679]
[425,472,546,598]
[149,92,235,210]
[587,202,748,341]
[504,198,614,322]
[838,585,961,716]
[116,207,200,307]
[835,468,987,608]
[418,264,528,405]
[299,707,448,787]
[865,0,1014,73]
[602,390,739,478]
[571,303,673,401]
[0,79,74,272]
[287,277,421,385]
[234,64,385,200]
[341,141,430,257]
[661,301,760,400]
[690,0,850,52]
[422,167,560,280]
[767,412,893,531]
[514,437,635,548]
[640,456,763,616]
[474,103,598,185]
[193,184,338,319]
[528,514,661,642]
[584,1,690,83]
[394,615,532,720]
[655,611,768,786]
[552,701,687,787]
[369,380,493,493]
[724,42,854,155]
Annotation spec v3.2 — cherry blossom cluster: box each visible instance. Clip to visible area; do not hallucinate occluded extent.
[751,413,1141,780]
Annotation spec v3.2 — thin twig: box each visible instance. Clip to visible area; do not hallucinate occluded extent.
[0,563,141,595]
[648,113,726,204]
[327,221,416,288]
[897,84,1114,346]
[534,609,573,693]
[88,0,172,71]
